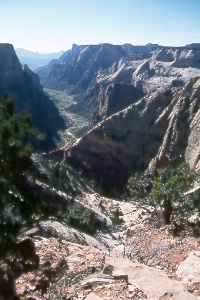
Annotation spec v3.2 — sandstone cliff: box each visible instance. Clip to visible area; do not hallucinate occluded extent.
[0,43,65,150]
[36,43,159,120]
[66,78,200,193]
[37,44,200,122]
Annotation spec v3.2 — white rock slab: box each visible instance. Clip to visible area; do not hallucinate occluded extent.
[176,251,200,283]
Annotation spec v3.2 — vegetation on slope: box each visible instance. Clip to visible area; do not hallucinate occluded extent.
[128,163,200,235]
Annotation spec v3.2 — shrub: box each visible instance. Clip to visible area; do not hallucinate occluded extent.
[149,163,196,225]
[127,172,153,198]
[128,163,199,228]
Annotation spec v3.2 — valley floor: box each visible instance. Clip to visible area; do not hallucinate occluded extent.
[44,88,92,147]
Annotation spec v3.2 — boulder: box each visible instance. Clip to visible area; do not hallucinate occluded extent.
[39,221,109,252]
[176,251,200,283]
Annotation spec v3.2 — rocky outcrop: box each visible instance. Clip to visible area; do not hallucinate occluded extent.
[185,105,200,170]
[66,78,200,193]
[39,221,109,252]
[148,77,200,173]
[0,43,65,150]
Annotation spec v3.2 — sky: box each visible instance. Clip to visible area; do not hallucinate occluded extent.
[1,0,200,53]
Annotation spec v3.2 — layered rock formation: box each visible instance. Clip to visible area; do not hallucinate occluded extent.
[39,43,127,89]
[37,43,200,122]
[66,78,200,193]
[0,43,65,150]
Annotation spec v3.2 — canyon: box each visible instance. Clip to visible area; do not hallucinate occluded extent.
[37,43,200,122]
[0,42,199,300]
[35,43,200,192]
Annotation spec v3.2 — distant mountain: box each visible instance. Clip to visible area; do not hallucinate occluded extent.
[0,43,65,150]
[185,43,200,49]
[36,43,200,122]
[15,48,65,60]
[15,48,65,70]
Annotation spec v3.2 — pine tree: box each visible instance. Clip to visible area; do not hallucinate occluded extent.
[0,94,44,299]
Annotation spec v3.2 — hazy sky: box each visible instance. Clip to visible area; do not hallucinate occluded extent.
[1,0,200,53]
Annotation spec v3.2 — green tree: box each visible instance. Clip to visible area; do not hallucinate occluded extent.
[128,163,199,229]
[0,94,43,180]
[149,163,195,225]
[0,94,45,299]
[127,172,152,198]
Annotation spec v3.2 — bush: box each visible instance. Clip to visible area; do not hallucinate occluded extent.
[128,163,199,227]
[127,172,153,198]
[149,163,196,225]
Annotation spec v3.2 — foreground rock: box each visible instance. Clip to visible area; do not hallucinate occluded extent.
[176,251,200,298]
[105,256,198,300]
[16,236,199,299]
[176,251,200,283]
[14,192,199,299]
[16,238,105,299]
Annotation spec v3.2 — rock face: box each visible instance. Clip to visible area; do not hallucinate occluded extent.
[91,83,144,122]
[37,43,200,122]
[0,43,65,150]
[41,43,127,89]
[36,43,158,120]
[66,78,200,192]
